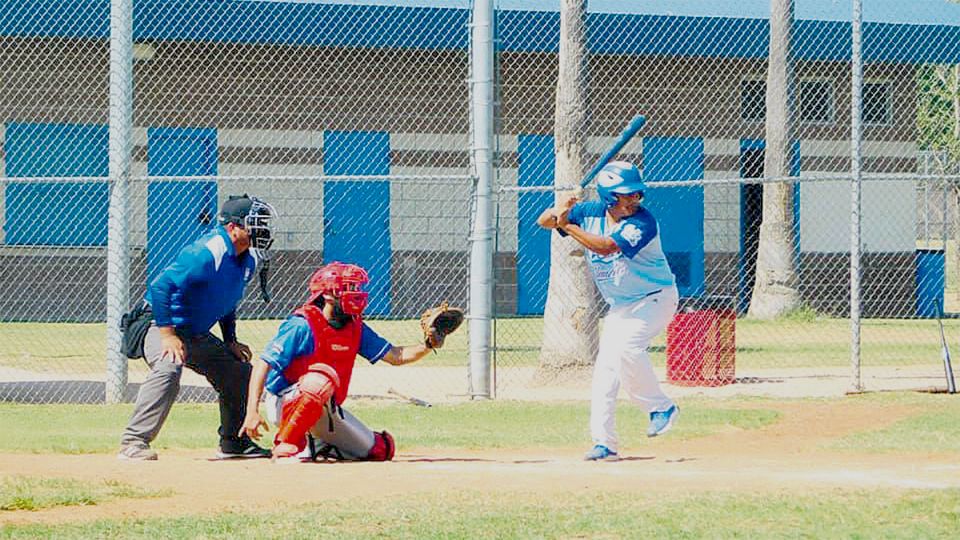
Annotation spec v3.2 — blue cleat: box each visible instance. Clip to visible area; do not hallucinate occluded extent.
[583,444,620,462]
[647,404,679,437]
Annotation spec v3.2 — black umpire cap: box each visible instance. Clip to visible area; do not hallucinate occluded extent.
[218,194,255,226]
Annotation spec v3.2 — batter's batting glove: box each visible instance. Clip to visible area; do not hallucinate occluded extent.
[420,301,465,350]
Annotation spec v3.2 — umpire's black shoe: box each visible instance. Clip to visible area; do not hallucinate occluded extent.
[217,438,272,460]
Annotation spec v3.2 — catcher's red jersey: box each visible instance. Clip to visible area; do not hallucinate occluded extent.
[282,305,362,405]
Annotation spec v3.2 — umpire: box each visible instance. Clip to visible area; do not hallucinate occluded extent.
[118,194,276,461]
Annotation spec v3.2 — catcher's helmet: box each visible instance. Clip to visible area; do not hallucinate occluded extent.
[218,194,277,256]
[307,262,369,315]
[595,161,645,208]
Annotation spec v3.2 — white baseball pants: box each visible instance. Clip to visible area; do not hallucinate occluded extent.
[590,286,678,452]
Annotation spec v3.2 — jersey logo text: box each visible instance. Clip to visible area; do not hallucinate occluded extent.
[620,223,643,247]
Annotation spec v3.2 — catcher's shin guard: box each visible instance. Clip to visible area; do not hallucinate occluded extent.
[275,367,338,458]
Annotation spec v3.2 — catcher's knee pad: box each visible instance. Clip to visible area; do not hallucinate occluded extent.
[275,369,337,455]
[366,430,395,461]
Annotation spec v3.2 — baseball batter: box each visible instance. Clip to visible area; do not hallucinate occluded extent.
[537,161,680,461]
[240,262,459,462]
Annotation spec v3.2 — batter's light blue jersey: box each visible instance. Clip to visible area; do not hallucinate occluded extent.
[562,201,675,306]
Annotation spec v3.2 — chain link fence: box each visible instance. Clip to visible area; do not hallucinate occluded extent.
[2,1,960,403]
[0,0,475,403]
[491,2,960,396]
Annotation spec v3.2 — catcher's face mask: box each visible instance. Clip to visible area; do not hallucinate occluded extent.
[337,281,368,316]
[308,262,370,316]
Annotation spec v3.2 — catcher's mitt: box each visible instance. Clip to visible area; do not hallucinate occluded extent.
[420,301,465,350]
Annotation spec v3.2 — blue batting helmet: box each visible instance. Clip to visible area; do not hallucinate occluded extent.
[595,161,645,208]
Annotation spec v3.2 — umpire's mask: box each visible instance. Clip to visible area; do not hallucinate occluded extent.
[219,194,279,303]
[244,197,277,259]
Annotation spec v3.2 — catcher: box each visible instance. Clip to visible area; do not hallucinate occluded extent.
[240,261,463,461]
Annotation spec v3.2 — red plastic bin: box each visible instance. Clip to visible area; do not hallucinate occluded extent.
[665,301,736,386]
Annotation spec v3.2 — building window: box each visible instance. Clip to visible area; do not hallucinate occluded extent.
[863,80,892,125]
[799,79,834,124]
[740,79,766,122]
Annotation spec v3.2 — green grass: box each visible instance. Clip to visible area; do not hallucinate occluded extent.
[835,411,960,453]
[3,394,960,456]
[2,394,959,537]
[0,476,165,512]
[803,391,960,454]
[0,403,221,454]
[831,393,960,453]
[1,316,956,374]
[496,316,960,369]
[2,489,958,539]
[0,400,779,454]
[0,319,469,372]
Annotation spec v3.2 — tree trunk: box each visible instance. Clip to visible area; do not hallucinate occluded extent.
[536,0,600,377]
[749,0,801,319]
[952,186,960,311]
[952,65,960,140]
[947,66,960,311]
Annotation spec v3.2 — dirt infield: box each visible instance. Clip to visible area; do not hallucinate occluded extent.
[2,400,958,526]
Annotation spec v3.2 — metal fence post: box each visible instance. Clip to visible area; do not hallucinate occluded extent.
[468,0,495,399]
[105,0,133,403]
[850,0,864,392]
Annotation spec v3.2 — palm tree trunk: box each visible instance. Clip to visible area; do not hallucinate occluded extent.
[536,0,600,376]
[749,0,801,318]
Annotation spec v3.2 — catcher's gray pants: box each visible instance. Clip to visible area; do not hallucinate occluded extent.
[120,325,252,450]
[266,388,375,460]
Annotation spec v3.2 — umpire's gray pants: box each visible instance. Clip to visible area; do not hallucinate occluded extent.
[120,325,251,449]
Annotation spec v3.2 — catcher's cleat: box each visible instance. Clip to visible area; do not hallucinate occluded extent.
[583,444,619,462]
[647,404,679,437]
[271,442,302,459]
[117,442,158,461]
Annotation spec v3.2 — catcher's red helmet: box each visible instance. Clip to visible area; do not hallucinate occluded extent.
[307,262,369,315]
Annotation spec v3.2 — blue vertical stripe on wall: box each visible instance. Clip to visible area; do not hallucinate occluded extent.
[642,137,705,297]
[517,134,556,315]
[146,127,218,284]
[322,130,392,317]
[916,249,945,318]
[4,122,109,246]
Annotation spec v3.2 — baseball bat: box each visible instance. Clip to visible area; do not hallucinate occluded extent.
[579,114,647,188]
[387,387,432,408]
[936,299,957,394]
